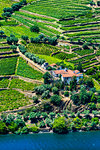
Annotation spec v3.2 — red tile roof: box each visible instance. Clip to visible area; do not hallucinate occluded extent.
[49,63,57,67]
[53,69,83,78]
[53,70,67,74]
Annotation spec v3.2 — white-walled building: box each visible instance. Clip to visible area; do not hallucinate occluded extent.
[53,69,83,84]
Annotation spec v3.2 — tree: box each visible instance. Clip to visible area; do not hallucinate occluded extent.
[97,1,100,6]
[70,76,77,91]
[3,7,13,13]
[29,112,36,123]
[64,91,69,97]
[52,117,68,134]
[85,78,94,88]
[8,122,18,133]
[0,121,8,134]
[52,87,59,94]
[7,35,18,45]
[11,45,17,52]
[71,93,79,105]
[50,95,61,106]
[30,25,40,33]
[77,62,83,72]
[0,30,4,36]
[21,35,29,43]
[79,85,90,104]
[11,3,21,11]
[15,119,25,128]
[39,121,46,128]
[6,114,15,125]
[82,43,89,49]
[32,96,38,103]
[49,112,55,120]
[43,72,52,84]
[2,12,11,21]
[41,90,50,99]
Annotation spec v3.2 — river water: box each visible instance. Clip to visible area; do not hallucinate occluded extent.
[0,131,100,150]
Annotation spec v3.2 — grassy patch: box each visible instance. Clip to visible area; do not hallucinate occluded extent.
[0,57,18,75]
[10,78,41,91]
[27,43,60,56]
[0,89,31,112]
[16,57,43,80]
[53,52,77,60]
[0,0,16,16]
[0,79,9,88]
[37,54,74,68]
[93,80,100,91]
[0,25,39,38]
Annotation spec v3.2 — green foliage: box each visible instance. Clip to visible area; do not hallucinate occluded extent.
[0,121,8,134]
[28,125,39,133]
[43,72,52,84]
[17,57,43,80]
[41,90,50,99]
[39,120,46,128]
[52,87,59,94]
[15,119,25,128]
[70,76,77,91]
[30,26,40,33]
[32,96,38,103]
[0,57,18,75]
[29,112,37,123]
[8,122,18,133]
[53,117,68,134]
[10,78,39,91]
[77,62,83,72]
[64,91,69,97]
[0,79,9,88]
[50,95,61,106]
[0,89,30,112]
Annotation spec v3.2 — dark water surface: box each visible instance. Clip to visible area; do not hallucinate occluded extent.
[0,131,100,150]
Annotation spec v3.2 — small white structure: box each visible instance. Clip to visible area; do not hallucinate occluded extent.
[41,62,49,70]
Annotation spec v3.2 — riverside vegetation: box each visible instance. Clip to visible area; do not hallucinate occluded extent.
[0,0,100,134]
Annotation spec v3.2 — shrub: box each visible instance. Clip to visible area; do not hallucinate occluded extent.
[8,122,18,133]
[52,87,59,94]
[64,91,69,97]
[41,90,50,99]
[49,112,55,119]
[30,25,40,33]
[0,121,8,134]
[32,96,38,103]
[21,126,29,134]
[42,112,48,119]
[15,119,25,128]
[29,125,39,133]
[52,117,68,134]
[97,1,100,6]
[39,121,46,128]
[50,95,61,106]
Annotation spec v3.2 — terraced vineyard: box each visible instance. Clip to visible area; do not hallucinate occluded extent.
[13,0,99,71]
[0,0,100,87]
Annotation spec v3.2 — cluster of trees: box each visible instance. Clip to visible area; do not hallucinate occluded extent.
[7,34,18,45]
[6,34,18,52]
[70,37,98,50]
[2,0,27,21]
[0,30,6,38]
[18,44,27,54]
[34,82,61,106]
[30,34,58,46]
[24,52,45,65]
[71,85,97,105]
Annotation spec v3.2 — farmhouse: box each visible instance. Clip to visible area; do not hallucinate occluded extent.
[53,69,83,84]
